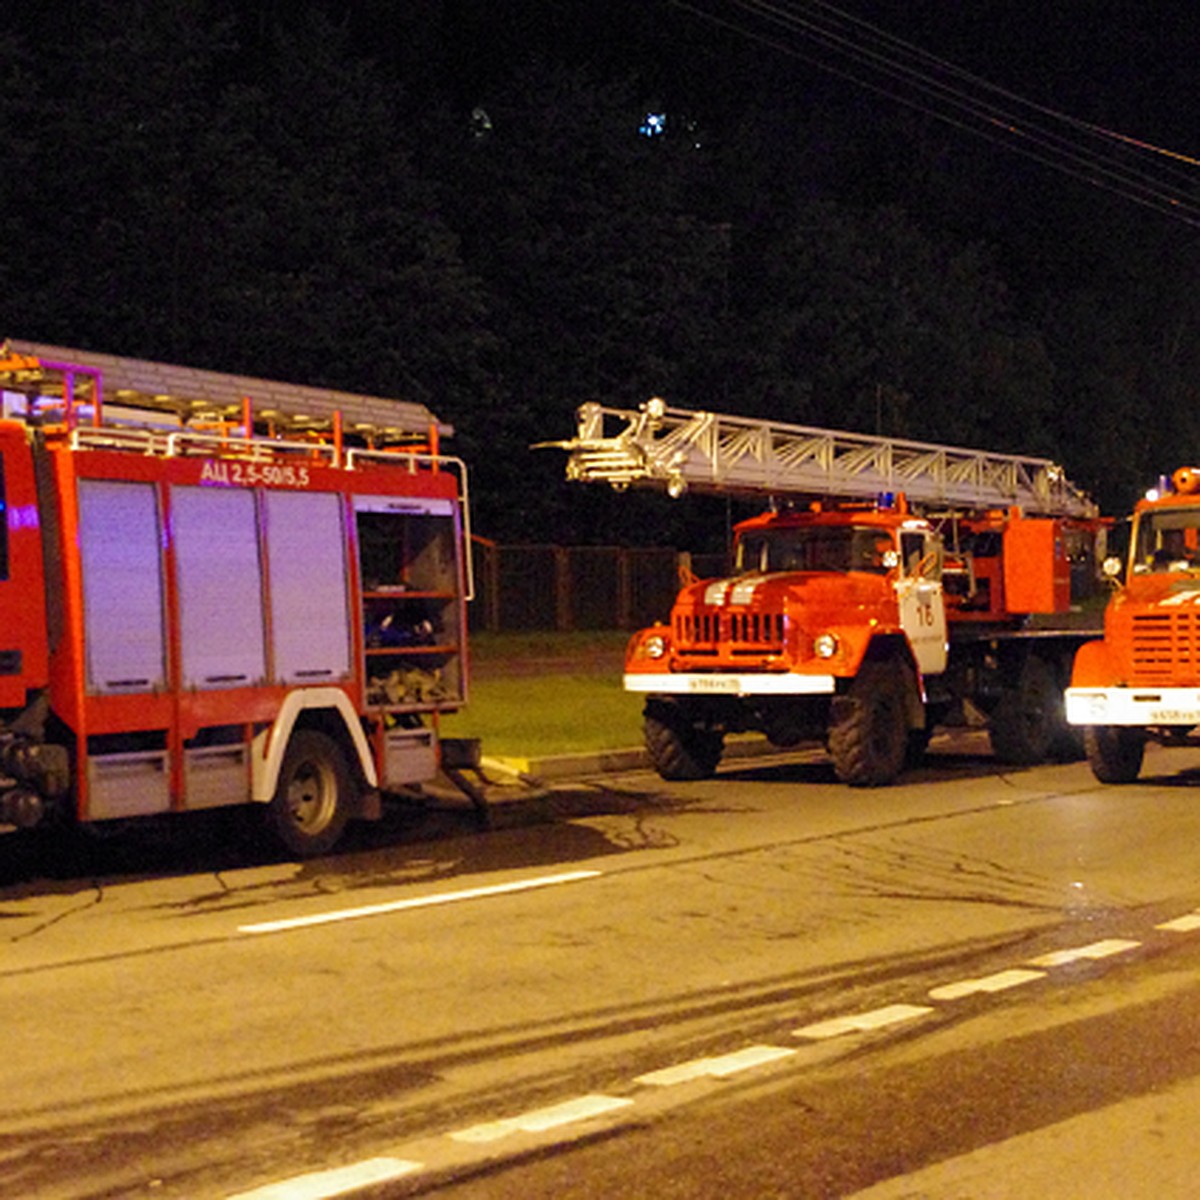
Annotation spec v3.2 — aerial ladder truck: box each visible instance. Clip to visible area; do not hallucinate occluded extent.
[0,339,475,854]
[550,398,1106,786]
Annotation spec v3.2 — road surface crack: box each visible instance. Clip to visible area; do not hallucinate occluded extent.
[6,882,104,943]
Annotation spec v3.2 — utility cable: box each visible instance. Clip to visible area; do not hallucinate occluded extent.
[670,0,1200,227]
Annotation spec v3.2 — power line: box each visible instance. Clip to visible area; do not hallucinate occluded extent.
[671,0,1200,227]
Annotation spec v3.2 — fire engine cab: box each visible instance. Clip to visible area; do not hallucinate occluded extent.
[1067,466,1200,782]
[0,339,472,855]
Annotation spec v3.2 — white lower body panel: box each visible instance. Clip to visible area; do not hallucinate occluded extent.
[1066,686,1200,727]
[624,672,836,697]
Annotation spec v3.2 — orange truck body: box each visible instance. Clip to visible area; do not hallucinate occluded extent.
[1067,468,1200,782]
[627,497,1105,786]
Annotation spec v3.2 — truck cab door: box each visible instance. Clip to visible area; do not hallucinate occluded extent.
[895,531,947,676]
[0,423,49,708]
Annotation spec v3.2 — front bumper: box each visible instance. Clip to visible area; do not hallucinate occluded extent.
[1065,686,1200,727]
[624,672,836,697]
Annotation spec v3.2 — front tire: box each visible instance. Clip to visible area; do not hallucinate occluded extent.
[828,663,910,787]
[265,729,354,857]
[644,700,724,781]
[1084,726,1145,784]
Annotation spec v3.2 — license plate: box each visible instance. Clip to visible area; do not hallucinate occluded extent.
[1148,709,1200,724]
[687,676,740,694]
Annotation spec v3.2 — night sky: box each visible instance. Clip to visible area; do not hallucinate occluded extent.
[447,0,1199,241]
[3,0,1195,530]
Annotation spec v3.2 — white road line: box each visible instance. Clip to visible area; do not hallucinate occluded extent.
[225,1156,422,1200]
[1027,938,1141,968]
[635,1044,796,1087]
[238,870,602,935]
[794,1003,933,1041]
[1157,912,1200,932]
[449,1094,634,1144]
[928,968,1046,1002]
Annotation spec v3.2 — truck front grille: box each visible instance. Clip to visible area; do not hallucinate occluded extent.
[674,610,784,655]
[1130,611,1200,682]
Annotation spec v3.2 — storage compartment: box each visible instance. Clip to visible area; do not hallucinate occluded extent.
[382,727,437,788]
[264,489,351,684]
[173,485,266,689]
[78,480,167,694]
[184,744,249,809]
[1004,517,1070,614]
[87,750,171,819]
[356,496,466,711]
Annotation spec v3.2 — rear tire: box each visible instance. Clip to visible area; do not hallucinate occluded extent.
[1084,726,1145,784]
[265,729,353,857]
[989,654,1061,764]
[644,700,724,781]
[829,663,910,787]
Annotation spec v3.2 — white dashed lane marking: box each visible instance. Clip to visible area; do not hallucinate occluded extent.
[225,1156,422,1200]
[928,968,1046,1001]
[1027,938,1141,968]
[1157,912,1200,932]
[635,1044,796,1087]
[794,1003,934,1040]
[449,1094,635,1144]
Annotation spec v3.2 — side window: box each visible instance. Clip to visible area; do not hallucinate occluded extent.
[900,532,925,576]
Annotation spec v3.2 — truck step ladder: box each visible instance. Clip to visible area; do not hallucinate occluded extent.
[547,398,1096,518]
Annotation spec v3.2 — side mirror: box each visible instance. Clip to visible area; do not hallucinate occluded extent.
[1102,555,1124,583]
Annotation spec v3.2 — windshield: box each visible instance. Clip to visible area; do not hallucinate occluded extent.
[1132,508,1200,573]
[737,525,896,575]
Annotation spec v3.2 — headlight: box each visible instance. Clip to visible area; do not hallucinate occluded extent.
[813,632,839,659]
[645,634,667,660]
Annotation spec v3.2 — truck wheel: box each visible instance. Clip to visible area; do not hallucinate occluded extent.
[644,701,724,780]
[1084,726,1145,784]
[989,654,1059,764]
[829,664,909,787]
[905,727,932,768]
[265,729,353,857]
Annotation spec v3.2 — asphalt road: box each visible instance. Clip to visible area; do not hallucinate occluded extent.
[3,734,1200,1198]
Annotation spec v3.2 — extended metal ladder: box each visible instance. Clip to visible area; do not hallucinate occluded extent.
[548,398,1097,517]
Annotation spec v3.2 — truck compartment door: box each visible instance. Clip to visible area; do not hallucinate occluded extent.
[78,479,166,694]
[264,489,350,684]
[173,486,266,688]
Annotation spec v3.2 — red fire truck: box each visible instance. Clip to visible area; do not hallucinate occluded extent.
[0,339,472,854]
[551,399,1106,786]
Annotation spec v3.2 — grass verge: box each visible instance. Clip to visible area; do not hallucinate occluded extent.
[440,674,643,759]
[439,630,643,759]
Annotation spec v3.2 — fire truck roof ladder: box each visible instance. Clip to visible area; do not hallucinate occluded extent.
[550,398,1096,518]
[0,338,449,446]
